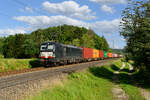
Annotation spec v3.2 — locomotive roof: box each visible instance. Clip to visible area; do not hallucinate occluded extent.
[42,41,82,49]
[62,44,82,49]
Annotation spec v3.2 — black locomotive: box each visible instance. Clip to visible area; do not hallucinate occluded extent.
[39,41,83,66]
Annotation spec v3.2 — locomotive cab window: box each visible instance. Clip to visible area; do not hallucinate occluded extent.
[48,45,55,51]
[40,45,47,50]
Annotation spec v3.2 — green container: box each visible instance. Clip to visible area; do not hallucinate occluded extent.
[104,51,107,58]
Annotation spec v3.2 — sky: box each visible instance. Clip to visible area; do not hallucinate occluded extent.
[0,0,127,49]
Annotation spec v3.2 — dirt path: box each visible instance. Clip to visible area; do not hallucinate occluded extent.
[139,88,150,100]
[128,63,150,100]
[112,62,129,100]
[128,63,133,71]
[114,62,125,74]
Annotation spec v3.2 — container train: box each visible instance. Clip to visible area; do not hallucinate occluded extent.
[39,41,122,66]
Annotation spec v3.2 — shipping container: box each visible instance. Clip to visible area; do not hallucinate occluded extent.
[104,51,107,58]
[93,49,99,58]
[110,53,113,58]
[115,54,118,57]
[107,52,112,58]
[112,53,115,58]
[113,54,116,58]
[82,47,93,59]
[116,54,118,57]
[99,50,104,58]
[107,52,110,58]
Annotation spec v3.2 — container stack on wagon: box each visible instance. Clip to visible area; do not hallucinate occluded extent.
[107,52,110,58]
[82,47,93,61]
[99,50,104,59]
[110,53,113,58]
[93,49,99,60]
[104,51,107,58]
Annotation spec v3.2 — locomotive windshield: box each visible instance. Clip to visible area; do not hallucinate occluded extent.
[40,44,47,50]
[47,45,54,50]
[40,43,55,51]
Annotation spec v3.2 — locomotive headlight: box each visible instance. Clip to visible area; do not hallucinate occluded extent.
[40,52,45,56]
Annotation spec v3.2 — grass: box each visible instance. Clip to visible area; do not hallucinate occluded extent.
[26,59,146,100]
[26,70,115,100]
[0,58,41,72]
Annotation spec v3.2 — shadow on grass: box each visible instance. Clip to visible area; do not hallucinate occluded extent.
[89,64,150,90]
[121,68,131,73]
[111,64,120,71]
[29,60,42,68]
[133,71,150,90]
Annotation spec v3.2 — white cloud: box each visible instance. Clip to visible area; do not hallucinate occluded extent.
[121,38,126,41]
[19,6,33,13]
[13,15,120,34]
[101,5,115,13]
[0,28,26,36]
[25,6,33,13]
[13,15,88,30]
[42,1,96,20]
[89,0,126,5]
[91,19,121,34]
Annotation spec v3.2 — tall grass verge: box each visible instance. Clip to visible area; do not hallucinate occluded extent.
[0,58,40,72]
[26,70,115,100]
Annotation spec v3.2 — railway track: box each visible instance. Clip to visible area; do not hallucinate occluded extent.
[0,67,45,77]
[0,59,118,90]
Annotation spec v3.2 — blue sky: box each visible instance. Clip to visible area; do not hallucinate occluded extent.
[0,0,127,49]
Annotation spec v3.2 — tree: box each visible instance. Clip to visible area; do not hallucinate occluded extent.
[0,37,5,55]
[120,0,150,70]
[3,35,16,58]
[15,34,26,58]
[72,39,81,47]
[22,38,39,58]
[81,34,95,48]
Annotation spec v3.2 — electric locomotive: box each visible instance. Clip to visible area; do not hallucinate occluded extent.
[39,41,83,66]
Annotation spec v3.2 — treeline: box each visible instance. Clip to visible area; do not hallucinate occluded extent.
[0,25,109,58]
[121,0,150,70]
[112,49,125,54]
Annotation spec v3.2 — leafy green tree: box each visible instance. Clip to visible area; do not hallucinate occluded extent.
[120,0,150,70]
[22,38,39,58]
[14,34,26,58]
[72,39,81,47]
[3,35,16,58]
[94,36,109,51]
[81,34,95,48]
[101,36,109,51]
[0,37,5,55]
